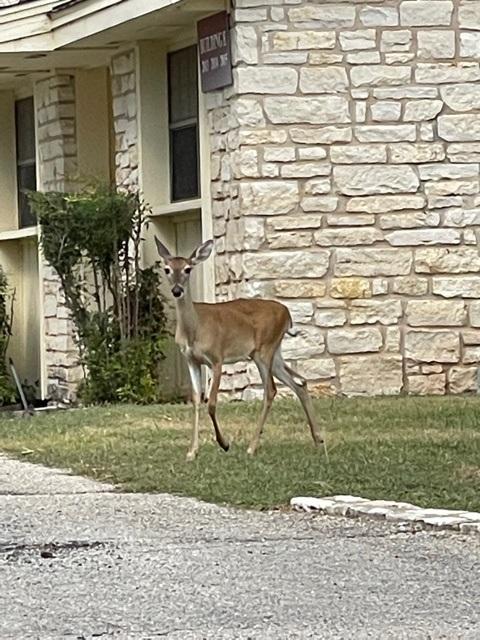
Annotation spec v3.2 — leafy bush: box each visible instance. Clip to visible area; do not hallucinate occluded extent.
[0,267,16,405]
[29,184,169,404]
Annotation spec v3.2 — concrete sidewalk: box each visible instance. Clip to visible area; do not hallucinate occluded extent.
[1,454,479,639]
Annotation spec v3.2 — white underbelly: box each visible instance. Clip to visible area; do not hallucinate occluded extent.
[179,342,252,367]
[223,354,250,364]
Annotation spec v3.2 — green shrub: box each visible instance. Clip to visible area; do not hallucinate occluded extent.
[29,184,169,404]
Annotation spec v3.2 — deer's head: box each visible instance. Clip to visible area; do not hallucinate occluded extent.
[155,237,214,299]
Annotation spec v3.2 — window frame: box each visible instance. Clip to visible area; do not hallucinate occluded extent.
[14,95,37,229]
[167,44,201,204]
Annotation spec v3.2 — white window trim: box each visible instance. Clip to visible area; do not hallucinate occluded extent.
[150,198,202,217]
[0,225,38,242]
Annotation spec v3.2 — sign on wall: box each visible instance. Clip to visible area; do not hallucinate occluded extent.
[197,11,233,93]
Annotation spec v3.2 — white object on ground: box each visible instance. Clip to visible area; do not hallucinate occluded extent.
[291,495,480,535]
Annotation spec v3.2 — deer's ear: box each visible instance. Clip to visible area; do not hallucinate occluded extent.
[155,236,172,262]
[190,239,214,265]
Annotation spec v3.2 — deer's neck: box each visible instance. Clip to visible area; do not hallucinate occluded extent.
[174,286,198,346]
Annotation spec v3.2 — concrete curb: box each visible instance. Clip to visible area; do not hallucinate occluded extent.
[291,495,480,535]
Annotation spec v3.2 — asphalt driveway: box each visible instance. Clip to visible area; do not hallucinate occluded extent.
[1,455,479,639]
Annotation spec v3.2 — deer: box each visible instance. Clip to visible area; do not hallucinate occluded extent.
[155,236,325,461]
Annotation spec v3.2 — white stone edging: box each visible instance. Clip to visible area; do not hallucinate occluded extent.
[290,495,480,535]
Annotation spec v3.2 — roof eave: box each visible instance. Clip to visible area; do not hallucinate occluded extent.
[0,0,184,53]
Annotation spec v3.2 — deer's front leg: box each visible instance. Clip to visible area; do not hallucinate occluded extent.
[186,360,202,461]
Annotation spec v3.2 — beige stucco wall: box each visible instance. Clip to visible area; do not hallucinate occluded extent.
[208,0,480,398]
[0,90,17,232]
[0,237,41,389]
[0,89,42,393]
[76,67,112,182]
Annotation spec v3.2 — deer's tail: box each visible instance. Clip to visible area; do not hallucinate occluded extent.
[285,309,309,338]
[286,324,308,339]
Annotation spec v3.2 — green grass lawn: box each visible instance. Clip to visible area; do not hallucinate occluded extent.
[0,397,479,511]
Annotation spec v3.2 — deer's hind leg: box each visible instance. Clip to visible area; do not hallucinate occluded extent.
[247,351,277,456]
[207,362,230,452]
[272,349,324,447]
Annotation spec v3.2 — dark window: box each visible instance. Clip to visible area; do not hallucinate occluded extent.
[15,97,37,228]
[168,45,200,202]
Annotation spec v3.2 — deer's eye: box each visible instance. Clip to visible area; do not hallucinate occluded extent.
[184,266,192,274]
[164,266,172,275]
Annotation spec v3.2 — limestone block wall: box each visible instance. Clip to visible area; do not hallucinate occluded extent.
[212,0,480,397]
[35,74,81,402]
[36,75,77,192]
[207,84,250,399]
[208,86,242,299]
[111,50,139,191]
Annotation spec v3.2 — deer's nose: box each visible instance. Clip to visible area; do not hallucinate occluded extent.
[172,285,184,298]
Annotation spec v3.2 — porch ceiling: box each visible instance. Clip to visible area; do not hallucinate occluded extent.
[0,0,225,88]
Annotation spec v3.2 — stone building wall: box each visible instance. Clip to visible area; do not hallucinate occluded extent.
[36,74,77,192]
[207,79,255,397]
[212,0,480,397]
[35,74,82,402]
[110,49,140,191]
